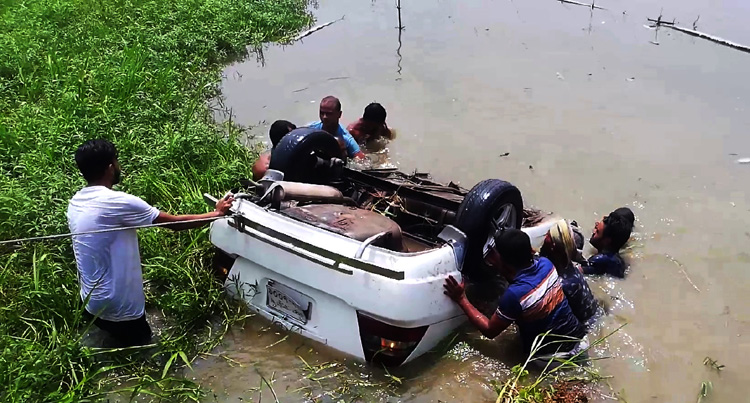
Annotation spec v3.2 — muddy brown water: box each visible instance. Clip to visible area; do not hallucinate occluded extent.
[192,0,750,401]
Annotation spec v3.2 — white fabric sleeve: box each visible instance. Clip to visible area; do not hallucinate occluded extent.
[117,193,161,226]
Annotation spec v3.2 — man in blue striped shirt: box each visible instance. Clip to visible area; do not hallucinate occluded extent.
[444,228,585,357]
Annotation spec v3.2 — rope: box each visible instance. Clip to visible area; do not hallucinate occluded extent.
[0,215,232,246]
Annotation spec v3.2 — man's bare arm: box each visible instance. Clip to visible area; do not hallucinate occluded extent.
[456,297,511,339]
[153,195,234,231]
[444,275,511,339]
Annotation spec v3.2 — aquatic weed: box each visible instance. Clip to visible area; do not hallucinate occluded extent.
[492,325,625,403]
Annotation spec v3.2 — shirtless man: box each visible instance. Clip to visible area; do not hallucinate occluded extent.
[251,120,296,181]
[347,102,393,145]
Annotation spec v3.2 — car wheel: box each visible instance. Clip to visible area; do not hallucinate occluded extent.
[454,179,523,281]
[269,127,342,184]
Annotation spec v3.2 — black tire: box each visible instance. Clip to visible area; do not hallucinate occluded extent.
[269,127,341,184]
[454,179,523,281]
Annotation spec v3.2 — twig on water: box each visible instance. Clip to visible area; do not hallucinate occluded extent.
[265,334,289,349]
[558,0,606,11]
[647,18,674,26]
[665,254,700,292]
[697,381,712,403]
[294,15,345,41]
[649,15,750,54]
[396,0,404,30]
[679,267,700,292]
[396,0,404,75]
[703,356,725,372]
[260,372,280,403]
[198,352,245,367]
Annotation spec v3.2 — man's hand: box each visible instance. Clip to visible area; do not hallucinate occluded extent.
[443,275,466,302]
[215,194,235,216]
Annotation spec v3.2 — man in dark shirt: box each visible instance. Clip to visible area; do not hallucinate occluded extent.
[443,228,586,357]
[581,208,634,278]
[540,219,600,326]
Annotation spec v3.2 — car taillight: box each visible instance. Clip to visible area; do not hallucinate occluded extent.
[357,312,428,366]
[212,247,236,282]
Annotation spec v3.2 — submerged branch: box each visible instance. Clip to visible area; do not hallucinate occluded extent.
[558,0,606,11]
[294,15,345,41]
[650,16,750,54]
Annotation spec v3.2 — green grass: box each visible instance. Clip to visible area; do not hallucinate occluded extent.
[0,0,311,400]
[491,326,624,403]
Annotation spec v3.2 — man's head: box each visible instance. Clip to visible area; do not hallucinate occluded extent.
[360,102,387,133]
[590,212,632,252]
[363,102,387,123]
[319,96,342,133]
[484,228,534,280]
[269,120,296,148]
[74,139,121,186]
[612,207,635,228]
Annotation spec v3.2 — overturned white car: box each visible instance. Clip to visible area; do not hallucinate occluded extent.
[207,128,561,366]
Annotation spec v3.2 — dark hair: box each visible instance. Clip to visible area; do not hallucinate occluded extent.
[611,207,635,227]
[362,102,387,124]
[602,213,632,251]
[269,120,296,148]
[321,95,341,111]
[74,139,118,182]
[493,228,533,268]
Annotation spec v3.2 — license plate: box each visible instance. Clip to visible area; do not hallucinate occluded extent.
[266,281,311,325]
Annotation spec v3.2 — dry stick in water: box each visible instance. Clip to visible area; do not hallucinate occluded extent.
[666,253,700,292]
[294,16,345,41]
[650,17,750,54]
[558,0,606,11]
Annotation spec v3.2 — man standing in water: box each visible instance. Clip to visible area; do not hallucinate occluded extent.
[308,96,366,159]
[347,102,393,145]
[443,228,586,359]
[67,139,234,347]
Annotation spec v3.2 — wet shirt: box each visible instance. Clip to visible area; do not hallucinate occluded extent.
[67,186,160,321]
[496,257,585,355]
[307,121,361,158]
[560,263,599,326]
[582,252,626,278]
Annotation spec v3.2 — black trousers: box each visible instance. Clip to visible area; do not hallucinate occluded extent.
[82,310,152,347]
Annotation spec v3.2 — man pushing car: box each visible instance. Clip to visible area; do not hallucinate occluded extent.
[443,228,587,360]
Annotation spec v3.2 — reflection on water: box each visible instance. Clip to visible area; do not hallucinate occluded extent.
[203,0,750,401]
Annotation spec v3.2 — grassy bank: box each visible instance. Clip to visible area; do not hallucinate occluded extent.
[0,0,311,400]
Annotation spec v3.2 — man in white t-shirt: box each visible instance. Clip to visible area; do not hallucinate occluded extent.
[67,139,234,347]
